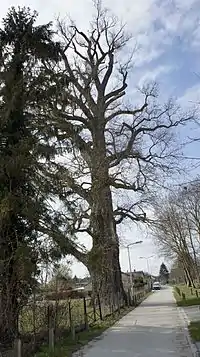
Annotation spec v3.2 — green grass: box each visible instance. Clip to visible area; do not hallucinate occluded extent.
[189,321,200,341]
[34,307,131,357]
[173,285,200,306]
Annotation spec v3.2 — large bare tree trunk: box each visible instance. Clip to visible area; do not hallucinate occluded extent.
[88,239,125,306]
[88,135,126,305]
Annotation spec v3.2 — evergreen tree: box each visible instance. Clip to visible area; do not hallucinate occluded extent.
[159,263,169,284]
[0,7,59,346]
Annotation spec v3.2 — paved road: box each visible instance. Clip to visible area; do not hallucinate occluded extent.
[73,287,193,357]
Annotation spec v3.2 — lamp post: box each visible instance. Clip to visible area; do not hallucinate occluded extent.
[125,241,143,287]
[140,255,154,291]
[139,255,154,274]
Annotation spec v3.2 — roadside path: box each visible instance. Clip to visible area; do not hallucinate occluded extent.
[73,287,193,356]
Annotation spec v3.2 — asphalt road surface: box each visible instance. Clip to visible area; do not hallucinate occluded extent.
[73,286,193,357]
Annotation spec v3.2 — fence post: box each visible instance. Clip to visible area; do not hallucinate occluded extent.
[127,289,130,307]
[109,300,112,315]
[14,309,22,357]
[68,301,75,340]
[32,289,37,350]
[14,338,22,357]
[134,293,137,306]
[83,297,89,331]
[92,298,96,322]
[97,294,103,320]
[117,292,120,315]
[48,304,54,352]
[127,289,130,308]
[49,327,54,352]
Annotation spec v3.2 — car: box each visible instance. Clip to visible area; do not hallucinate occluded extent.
[152,281,161,290]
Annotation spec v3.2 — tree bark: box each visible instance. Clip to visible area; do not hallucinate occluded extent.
[88,130,126,306]
[0,271,19,346]
[88,238,126,306]
[182,258,195,288]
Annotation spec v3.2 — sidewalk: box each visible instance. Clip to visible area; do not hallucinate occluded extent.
[73,287,194,357]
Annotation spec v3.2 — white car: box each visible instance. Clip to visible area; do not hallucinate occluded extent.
[152,281,161,290]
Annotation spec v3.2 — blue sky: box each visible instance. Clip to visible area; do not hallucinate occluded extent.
[2,0,200,277]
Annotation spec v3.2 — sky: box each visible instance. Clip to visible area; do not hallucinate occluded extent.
[2,0,200,277]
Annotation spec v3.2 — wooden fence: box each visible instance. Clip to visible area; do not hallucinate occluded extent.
[0,286,150,357]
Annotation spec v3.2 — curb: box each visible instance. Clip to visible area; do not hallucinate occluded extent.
[177,307,200,357]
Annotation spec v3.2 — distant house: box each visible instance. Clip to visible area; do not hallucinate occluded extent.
[71,276,92,296]
[122,270,153,291]
[72,276,90,287]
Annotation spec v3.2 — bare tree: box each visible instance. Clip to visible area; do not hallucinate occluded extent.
[170,259,187,284]
[45,3,193,303]
[152,184,200,287]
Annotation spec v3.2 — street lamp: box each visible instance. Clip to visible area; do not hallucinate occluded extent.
[125,241,143,287]
[139,255,154,274]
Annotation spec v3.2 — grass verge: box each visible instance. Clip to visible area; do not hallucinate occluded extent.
[173,285,200,306]
[189,321,200,342]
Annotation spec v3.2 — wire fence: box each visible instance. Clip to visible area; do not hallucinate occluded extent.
[0,286,150,357]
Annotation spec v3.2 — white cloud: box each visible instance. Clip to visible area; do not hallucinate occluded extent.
[138,65,173,87]
[1,0,199,65]
[174,0,199,11]
[178,84,200,108]
[191,25,200,49]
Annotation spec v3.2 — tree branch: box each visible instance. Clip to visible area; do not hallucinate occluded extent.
[105,71,127,107]
[50,117,92,165]
[57,168,92,204]
[66,241,88,265]
[109,177,144,191]
[108,110,192,168]
[59,47,97,116]
[106,104,148,122]
[101,52,114,92]
[114,206,146,224]
[38,224,88,266]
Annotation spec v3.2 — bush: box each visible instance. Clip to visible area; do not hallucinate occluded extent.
[133,277,145,288]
